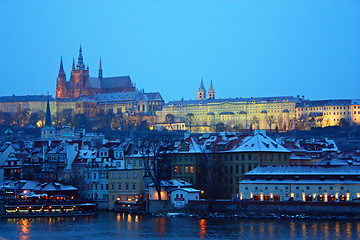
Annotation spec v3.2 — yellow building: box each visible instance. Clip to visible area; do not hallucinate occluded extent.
[156,80,296,132]
[156,96,296,132]
[295,99,360,127]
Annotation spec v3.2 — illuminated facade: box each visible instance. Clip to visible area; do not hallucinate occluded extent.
[56,47,136,99]
[157,93,297,132]
[239,165,360,202]
[296,99,360,127]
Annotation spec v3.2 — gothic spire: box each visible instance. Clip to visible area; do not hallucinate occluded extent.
[198,79,206,100]
[199,78,206,91]
[45,94,52,127]
[99,58,103,79]
[76,45,85,70]
[72,58,75,70]
[208,80,215,99]
[59,57,64,73]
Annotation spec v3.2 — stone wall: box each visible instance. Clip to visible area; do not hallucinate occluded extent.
[187,200,360,217]
[148,200,173,213]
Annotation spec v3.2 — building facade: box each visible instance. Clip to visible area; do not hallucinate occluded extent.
[56,47,136,99]
[157,82,297,132]
[239,165,360,202]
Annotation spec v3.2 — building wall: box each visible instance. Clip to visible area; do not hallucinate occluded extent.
[240,183,360,202]
[108,169,144,210]
[156,99,296,132]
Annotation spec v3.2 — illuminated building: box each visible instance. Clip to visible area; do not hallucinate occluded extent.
[157,81,296,132]
[295,99,360,127]
[56,47,136,99]
[239,165,360,202]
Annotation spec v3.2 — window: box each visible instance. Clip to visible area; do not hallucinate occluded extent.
[179,166,183,174]
[126,183,129,190]
[132,183,136,190]
[118,173,122,179]
[101,184,104,190]
[111,172,115,179]
[111,184,115,190]
[254,154,258,161]
[248,154,252,160]
[190,166,194,174]
[118,183,122,190]
[126,173,129,179]
[174,166,178,174]
[132,172,136,178]
[185,166,189,173]
[93,172,97,179]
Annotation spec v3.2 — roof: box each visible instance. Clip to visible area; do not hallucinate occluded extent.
[0,95,55,102]
[297,99,353,107]
[233,132,290,153]
[167,96,296,107]
[170,187,200,193]
[100,76,134,89]
[245,165,360,176]
[150,179,192,188]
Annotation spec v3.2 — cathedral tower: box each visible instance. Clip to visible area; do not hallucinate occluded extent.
[99,58,103,79]
[56,57,67,98]
[198,79,206,100]
[208,80,215,99]
[70,46,90,98]
[41,95,55,140]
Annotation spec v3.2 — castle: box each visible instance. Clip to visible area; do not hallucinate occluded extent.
[56,47,136,99]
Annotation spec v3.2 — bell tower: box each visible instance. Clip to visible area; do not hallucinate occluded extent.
[208,80,215,99]
[71,46,90,98]
[198,79,206,100]
[56,57,67,98]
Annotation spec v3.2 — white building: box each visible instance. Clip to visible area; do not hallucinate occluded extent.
[170,188,200,208]
[239,165,360,202]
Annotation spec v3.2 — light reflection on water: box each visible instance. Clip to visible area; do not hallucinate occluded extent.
[0,213,359,240]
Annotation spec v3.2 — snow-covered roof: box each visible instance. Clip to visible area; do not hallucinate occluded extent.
[170,187,200,193]
[150,179,192,188]
[233,133,290,153]
[245,165,360,176]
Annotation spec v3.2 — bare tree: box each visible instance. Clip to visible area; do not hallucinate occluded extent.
[185,113,194,132]
[138,136,173,200]
[266,115,277,132]
[250,116,260,130]
[165,114,175,130]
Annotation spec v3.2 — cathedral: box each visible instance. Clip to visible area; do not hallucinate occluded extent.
[56,47,136,99]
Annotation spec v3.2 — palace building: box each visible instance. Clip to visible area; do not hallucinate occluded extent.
[156,80,297,132]
[56,47,136,99]
[239,165,360,202]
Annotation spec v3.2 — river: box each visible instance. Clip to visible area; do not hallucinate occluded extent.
[0,212,359,240]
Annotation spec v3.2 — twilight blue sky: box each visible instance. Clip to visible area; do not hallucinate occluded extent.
[0,0,359,102]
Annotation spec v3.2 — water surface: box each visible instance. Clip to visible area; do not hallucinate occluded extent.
[0,212,359,240]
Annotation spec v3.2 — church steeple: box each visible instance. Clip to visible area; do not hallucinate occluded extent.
[198,79,206,100]
[76,46,86,70]
[45,94,52,127]
[208,80,215,99]
[72,58,75,70]
[99,58,103,79]
[59,57,64,73]
[56,57,67,99]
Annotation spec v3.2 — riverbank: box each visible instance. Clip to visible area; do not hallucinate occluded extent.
[149,200,360,220]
